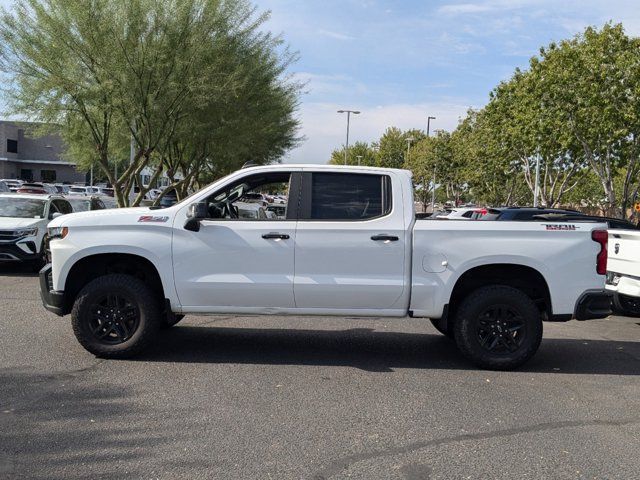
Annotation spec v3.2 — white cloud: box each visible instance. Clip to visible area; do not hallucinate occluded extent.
[438,3,493,15]
[292,71,370,98]
[283,101,475,164]
[317,29,355,41]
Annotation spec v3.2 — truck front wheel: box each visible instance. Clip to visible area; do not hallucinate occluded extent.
[453,285,543,370]
[71,274,161,358]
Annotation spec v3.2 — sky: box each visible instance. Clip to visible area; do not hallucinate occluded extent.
[1,0,640,164]
[254,0,640,163]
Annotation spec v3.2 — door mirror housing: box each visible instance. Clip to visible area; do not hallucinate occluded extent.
[49,211,63,220]
[185,202,208,232]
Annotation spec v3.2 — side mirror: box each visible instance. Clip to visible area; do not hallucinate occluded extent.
[49,212,63,220]
[187,202,208,219]
[184,202,208,232]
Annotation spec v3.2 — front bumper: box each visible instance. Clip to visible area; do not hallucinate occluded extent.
[573,289,612,320]
[0,241,40,262]
[39,264,65,316]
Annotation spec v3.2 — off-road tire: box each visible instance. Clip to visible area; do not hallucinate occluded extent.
[71,274,161,358]
[453,285,543,370]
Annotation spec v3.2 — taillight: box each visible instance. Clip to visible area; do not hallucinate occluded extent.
[591,229,608,275]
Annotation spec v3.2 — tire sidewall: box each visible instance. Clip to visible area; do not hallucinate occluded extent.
[454,286,543,370]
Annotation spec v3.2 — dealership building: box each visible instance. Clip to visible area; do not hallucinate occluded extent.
[0,120,85,183]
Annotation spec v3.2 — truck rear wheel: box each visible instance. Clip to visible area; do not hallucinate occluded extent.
[453,285,542,370]
[71,274,161,358]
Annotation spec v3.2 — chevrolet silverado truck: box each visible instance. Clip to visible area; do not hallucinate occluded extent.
[40,165,612,370]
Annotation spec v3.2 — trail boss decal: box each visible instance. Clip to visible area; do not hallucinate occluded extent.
[543,224,576,231]
[138,215,169,223]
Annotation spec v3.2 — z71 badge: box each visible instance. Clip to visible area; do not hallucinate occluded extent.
[543,224,576,231]
[138,215,169,223]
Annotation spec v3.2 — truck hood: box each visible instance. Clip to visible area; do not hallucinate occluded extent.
[0,217,44,229]
[48,207,175,228]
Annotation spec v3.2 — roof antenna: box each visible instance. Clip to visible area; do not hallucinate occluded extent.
[242,161,259,169]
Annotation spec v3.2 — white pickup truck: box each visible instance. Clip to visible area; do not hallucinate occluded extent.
[40,165,612,370]
[605,229,640,313]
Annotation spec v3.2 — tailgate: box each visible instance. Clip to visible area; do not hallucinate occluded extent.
[608,229,640,277]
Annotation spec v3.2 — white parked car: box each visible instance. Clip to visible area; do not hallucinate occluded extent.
[0,179,24,192]
[436,207,483,220]
[145,188,163,201]
[0,194,72,267]
[42,165,611,370]
[235,202,267,219]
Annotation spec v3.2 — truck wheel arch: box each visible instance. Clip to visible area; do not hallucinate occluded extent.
[63,253,166,315]
[447,264,552,321]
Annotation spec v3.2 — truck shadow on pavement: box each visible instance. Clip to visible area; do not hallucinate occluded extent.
[140,326,640,375]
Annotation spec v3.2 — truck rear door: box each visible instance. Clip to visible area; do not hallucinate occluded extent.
[292,170,409,312]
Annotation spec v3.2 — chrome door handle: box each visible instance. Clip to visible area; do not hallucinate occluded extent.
[262,233,290,240]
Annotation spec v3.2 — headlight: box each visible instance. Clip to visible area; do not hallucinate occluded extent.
[15,227,38,237]
[48,226,68,240]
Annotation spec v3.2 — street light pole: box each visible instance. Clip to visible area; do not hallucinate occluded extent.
[427,116,436,212]
[405,136,415,161]
[427,116,435,137]
[337,110,360,165]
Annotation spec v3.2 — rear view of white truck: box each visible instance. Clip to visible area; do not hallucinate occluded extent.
[40,165,611,370]
[606,230,640,307]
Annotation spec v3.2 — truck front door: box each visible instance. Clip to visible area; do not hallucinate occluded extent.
[172,170,299,310]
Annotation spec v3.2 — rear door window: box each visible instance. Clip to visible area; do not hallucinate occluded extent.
[303,172,391,220]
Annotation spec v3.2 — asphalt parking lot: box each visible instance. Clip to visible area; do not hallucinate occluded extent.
[0,265,639,479]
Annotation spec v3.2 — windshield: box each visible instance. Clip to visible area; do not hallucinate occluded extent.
[67,198,91,212]
[0,197,46,218]
[69,187,85,193]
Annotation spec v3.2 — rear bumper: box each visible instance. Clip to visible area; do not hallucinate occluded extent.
[605,271,640,297]
[39,264,65,316]
[573,289,612,320]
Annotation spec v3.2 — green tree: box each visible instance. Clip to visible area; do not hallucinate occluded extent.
[0,0,300,206]
[329,141,376,166]
[404,130,464,209]
[374,127,426,169]
[530,23,640,216]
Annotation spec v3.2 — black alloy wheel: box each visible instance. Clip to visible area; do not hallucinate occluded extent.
[476,305,526,355]
[88,293,140,344]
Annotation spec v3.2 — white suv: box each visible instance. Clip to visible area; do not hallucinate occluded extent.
[0,194,72,268]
